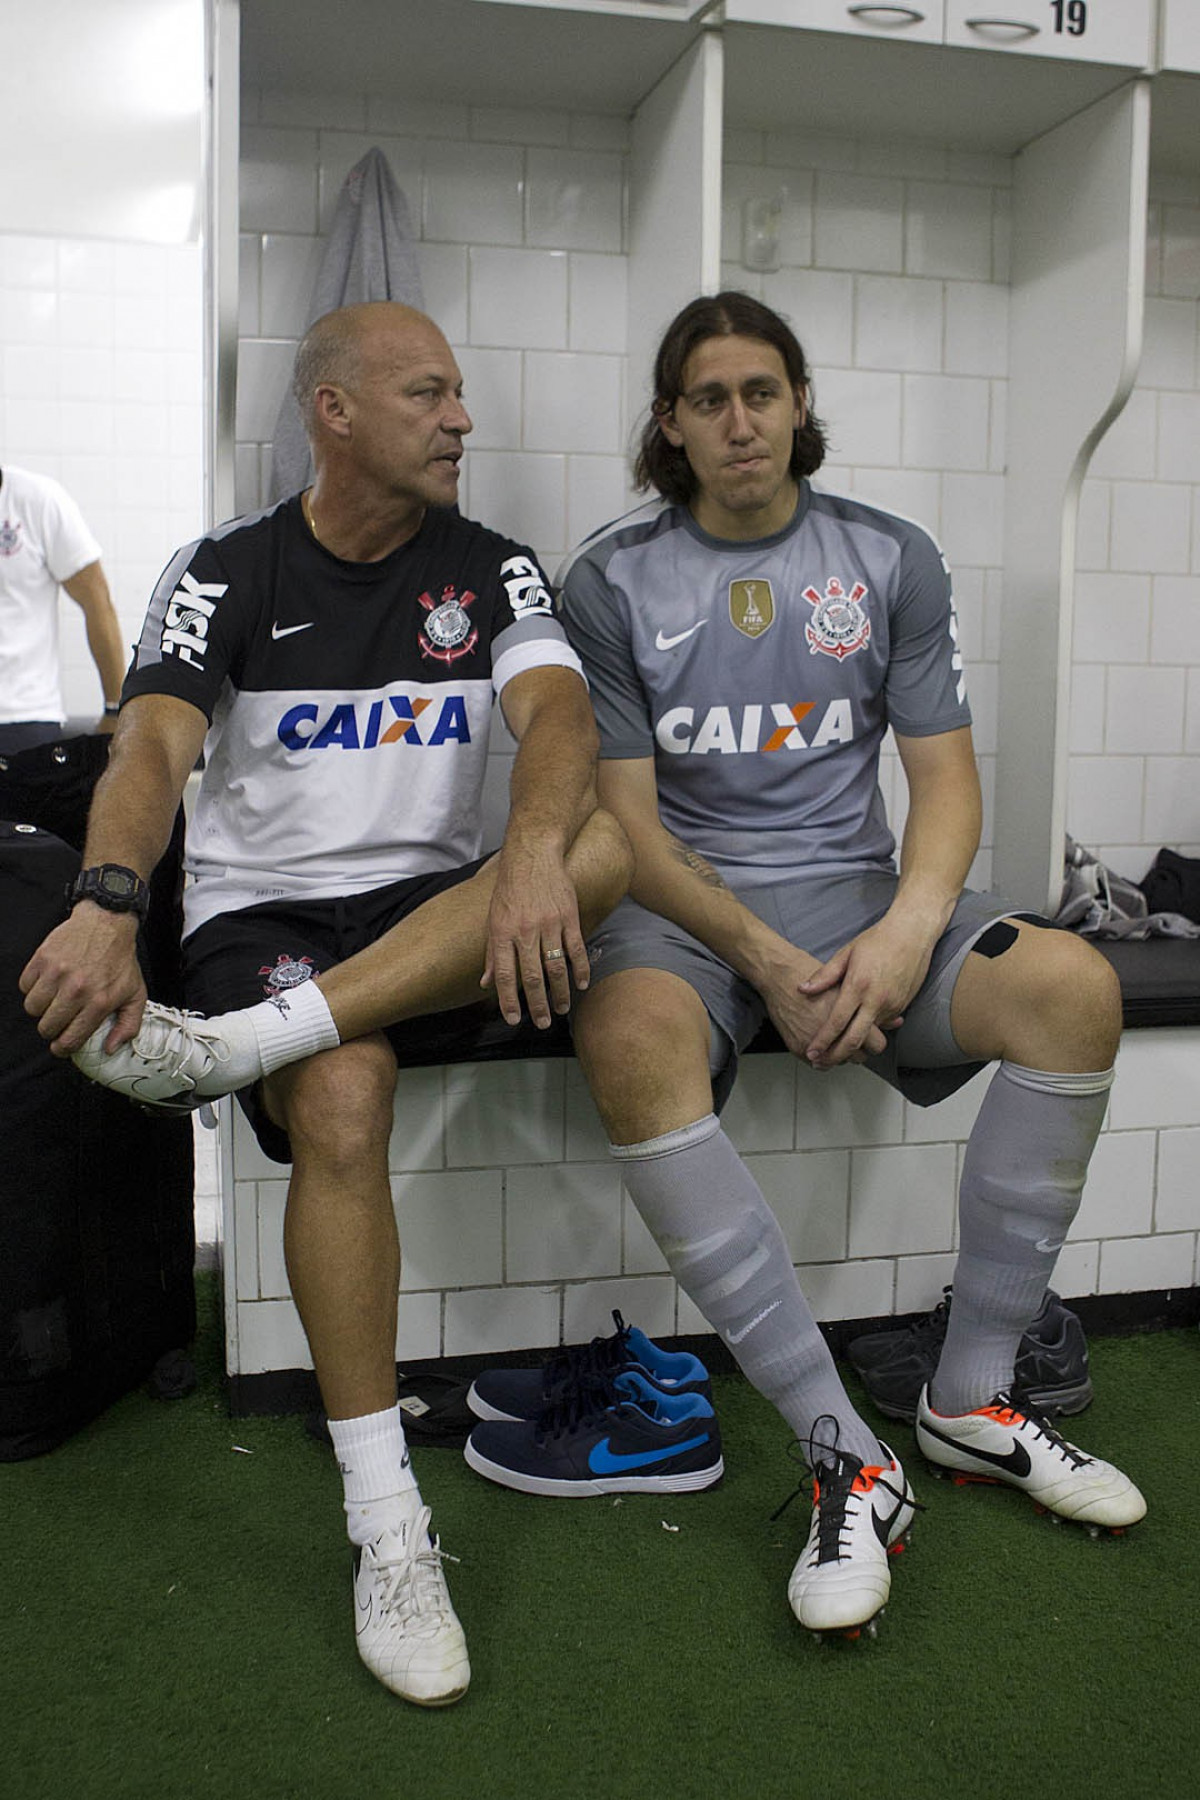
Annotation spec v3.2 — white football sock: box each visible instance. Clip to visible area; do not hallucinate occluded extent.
[932,1061,1113,1416]
[191,978,341,1088]
[327,1404,422,1546]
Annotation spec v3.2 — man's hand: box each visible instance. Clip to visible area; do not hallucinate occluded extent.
[798,915,936,1068]
[19,905,146,1056]
[755,945,890,1065]
[481,841,590,1028]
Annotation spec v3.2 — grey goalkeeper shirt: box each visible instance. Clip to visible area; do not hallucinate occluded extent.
[558,482,971,885]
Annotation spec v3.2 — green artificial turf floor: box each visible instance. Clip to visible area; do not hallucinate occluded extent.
[2,1274,1194,1800]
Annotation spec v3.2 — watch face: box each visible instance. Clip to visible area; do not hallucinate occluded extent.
[101,866,138,899]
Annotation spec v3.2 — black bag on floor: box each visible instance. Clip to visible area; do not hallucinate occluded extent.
[1140,848,1200,925]
[0,733,185,1004]
[0,821,196,1460]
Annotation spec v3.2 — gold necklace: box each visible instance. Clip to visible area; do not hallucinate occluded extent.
[304,492,321,544]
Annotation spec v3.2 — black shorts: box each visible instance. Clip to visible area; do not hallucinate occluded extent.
[183,858,549,1164]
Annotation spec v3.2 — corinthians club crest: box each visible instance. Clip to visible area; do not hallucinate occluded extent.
[259,952,315,999]
[803,576,871,661]
[418,585,478,664]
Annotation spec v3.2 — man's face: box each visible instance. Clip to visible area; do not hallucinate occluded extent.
[659,333,804,540]
[334,312,473,511]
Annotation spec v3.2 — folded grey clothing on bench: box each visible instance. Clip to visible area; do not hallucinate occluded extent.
[1056,836,1200,941]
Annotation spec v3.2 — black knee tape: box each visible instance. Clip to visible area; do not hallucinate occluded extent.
[970,920,1020,960]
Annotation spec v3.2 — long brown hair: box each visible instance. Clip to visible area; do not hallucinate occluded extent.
[634,291,828,504]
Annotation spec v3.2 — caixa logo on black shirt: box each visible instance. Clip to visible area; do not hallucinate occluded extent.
[277,693,472,751]
[160,572,228,667]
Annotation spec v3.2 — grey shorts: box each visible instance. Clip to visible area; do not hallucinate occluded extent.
[584,869,1042,1110]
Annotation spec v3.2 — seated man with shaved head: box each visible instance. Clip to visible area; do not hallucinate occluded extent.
[21,301,631,1708]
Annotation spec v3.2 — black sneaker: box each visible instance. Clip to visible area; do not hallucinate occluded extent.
[467,1310,711,1423]
[847,1289,953,1376]
[847,1288,1093,1424]
[463,1369,723,1497]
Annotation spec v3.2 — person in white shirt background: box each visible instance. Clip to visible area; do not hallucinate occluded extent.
[0,464,127,754]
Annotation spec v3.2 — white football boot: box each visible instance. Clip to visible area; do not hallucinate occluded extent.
[353,1506,470,1706]
[785,1433,916,1638]
[915,1386,1146,1533]
[72,1002,238,1113]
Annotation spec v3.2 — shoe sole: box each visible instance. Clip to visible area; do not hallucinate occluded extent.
[463,1439,724,1497]
[73,1066,205,1117]
[395,1679,470,1708]
[465,1382,524,1423]
[920,1460,1144,1531]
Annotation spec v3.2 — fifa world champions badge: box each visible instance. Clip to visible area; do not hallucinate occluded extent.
[803,577,871,661]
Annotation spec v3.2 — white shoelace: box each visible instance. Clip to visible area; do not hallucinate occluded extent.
[372,1507,460,1638]
[133,1005,231,1088]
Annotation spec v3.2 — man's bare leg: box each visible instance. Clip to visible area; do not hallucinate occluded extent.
[267,1033,472,1704]
[269,1036,402,1421]
[72,807,632,1102]
[316,805,630,1038]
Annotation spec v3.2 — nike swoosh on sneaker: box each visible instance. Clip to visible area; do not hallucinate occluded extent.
[127,1077,204,1115]
[871,1487,909,1548]
[587,1432,711,1475]
[272,620,314,639]
[353,1554,373,1630]
[922,1419,1033,1478]
[655,622,705,651]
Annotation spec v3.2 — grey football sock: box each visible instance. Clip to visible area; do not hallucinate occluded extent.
[611,1114,884,1470]
[931,1061,1113,1417]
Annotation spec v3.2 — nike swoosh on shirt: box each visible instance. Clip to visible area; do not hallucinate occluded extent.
[271,620,314,639]
[587,1431,711,1475]
[921,1420,1032,1479]
[655,622,705,651]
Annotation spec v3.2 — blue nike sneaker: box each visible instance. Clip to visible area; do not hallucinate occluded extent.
[463,1370,724,1497]
[466,1309,711,1423]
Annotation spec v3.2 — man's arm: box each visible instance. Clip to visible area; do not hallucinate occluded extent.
[482,664,602,1028]
[596,755,889,1062]
[62,561,128,734]
[801,724,982,1065]
[20,693,208,1055]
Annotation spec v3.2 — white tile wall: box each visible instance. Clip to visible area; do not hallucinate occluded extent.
[0,232,204,723]
[1070,172,1200,878]
[224,1030,1200,1376]
[220,104,1199,1386]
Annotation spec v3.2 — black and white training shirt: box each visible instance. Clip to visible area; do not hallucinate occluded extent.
[124,497,583,935]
